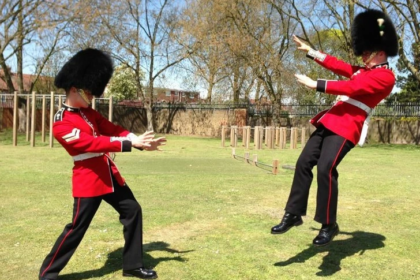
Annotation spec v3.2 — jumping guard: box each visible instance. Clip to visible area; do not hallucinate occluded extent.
[271,9,398,246]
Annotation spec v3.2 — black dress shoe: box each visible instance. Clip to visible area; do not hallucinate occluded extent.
[313,223,339,246]
[123,267,158,279]
[271,212,303,234]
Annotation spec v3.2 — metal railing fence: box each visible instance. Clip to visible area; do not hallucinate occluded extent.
[1,94,420,117]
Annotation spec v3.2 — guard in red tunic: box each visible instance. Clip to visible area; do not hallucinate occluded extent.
[271,9,399,246]
[39,49,165,279]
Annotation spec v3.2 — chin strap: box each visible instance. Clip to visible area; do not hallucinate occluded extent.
[77,89,91,105]
[364,51,377,68]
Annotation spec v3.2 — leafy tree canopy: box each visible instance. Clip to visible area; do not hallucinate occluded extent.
[106,65,142,102]
[390,42,420,103]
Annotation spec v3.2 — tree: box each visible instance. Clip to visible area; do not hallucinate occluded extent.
[392,73,420,102]
[0,0,72,93]
[0,0,42,93]
[181,0,233,102]
[0,0,78,137]
[392,41,420,103]
[88,0,188,131]
[139,0,188,130]
[181,0,297,110]
[106,65,141,102]
[223,0,297,125]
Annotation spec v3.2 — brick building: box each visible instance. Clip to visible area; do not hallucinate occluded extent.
[0,70,54,94]
[151,87,201,103]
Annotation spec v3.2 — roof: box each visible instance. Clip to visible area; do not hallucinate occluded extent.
[0,70,37,93]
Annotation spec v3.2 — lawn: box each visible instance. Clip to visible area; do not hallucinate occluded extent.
[0,131,419,280]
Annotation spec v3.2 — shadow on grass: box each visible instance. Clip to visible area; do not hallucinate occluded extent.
[59,241,193,280]
[274,230,385,276]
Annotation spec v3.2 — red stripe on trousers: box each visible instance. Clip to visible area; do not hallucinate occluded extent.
[40,198,81,277]
[326,140,346,224]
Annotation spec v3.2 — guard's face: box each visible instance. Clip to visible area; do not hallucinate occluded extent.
[362,51,378,68]
[77,89,93,107]
[362,50,387,68]
[362,51,373,62]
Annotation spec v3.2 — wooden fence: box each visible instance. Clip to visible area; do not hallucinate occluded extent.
[221,125,306,150]
[2,92,112,147]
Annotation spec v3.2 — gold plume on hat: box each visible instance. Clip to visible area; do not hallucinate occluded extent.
[377,18,385,36]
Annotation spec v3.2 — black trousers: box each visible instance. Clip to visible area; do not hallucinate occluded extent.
[39,179,143,279]
[285,125,354,225]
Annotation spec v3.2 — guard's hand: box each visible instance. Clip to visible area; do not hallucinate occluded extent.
[144,137,167,151]
[293,35,311,52]
[295,74,317,89]
[131,131,155,149]
[138,131,155,142]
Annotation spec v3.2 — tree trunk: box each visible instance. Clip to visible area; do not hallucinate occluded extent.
[207,82,213,103]
[18,107,26,132]
[145,102,154,131]
[232,69,240,104]
[146,80,155,132]
[16,0,24,94]
[0,54,16,93]
[271,98,282,127]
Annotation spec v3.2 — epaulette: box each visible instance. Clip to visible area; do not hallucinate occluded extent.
[54,108,65,123]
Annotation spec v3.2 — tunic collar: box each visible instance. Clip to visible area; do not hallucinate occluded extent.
[62,103,80,112]
[371,62,390,69]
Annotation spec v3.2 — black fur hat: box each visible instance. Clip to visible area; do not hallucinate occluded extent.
[351,9,398,57]
[54,48,114,97]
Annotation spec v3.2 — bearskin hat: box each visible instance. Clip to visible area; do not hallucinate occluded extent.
[54,48,114,97]
[351,9,398,57]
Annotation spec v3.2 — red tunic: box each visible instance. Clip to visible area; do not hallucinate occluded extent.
[53,104,133,197]
[308,52,395,144]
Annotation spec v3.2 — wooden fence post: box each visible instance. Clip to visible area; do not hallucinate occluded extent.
[301,127,306,147]
[272,159,279,175]
[30,91,36,147]
[108,95,113,122]
[42,95,46,142]
[26,96,30,142]
[49,92,55,148]
[279,127,286,149]
[264,126,268,145]
[230,126,234,147]
[254,126,259,149]
[290,127,299,149]
[244,152,249,163]
[242,126,247,148]
[12,91,18,146]
[230,125,238,147]
[221,126,226,147]
[246,126,251,149]
[266,126,271,149]
[270,127,275,149]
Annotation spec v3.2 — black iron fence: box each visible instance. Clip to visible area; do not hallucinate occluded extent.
[251,103,420,118]
[1,93,420,118]
[152,102,420,118]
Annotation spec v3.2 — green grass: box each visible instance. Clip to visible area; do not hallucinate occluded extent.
[1,130,420,280]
